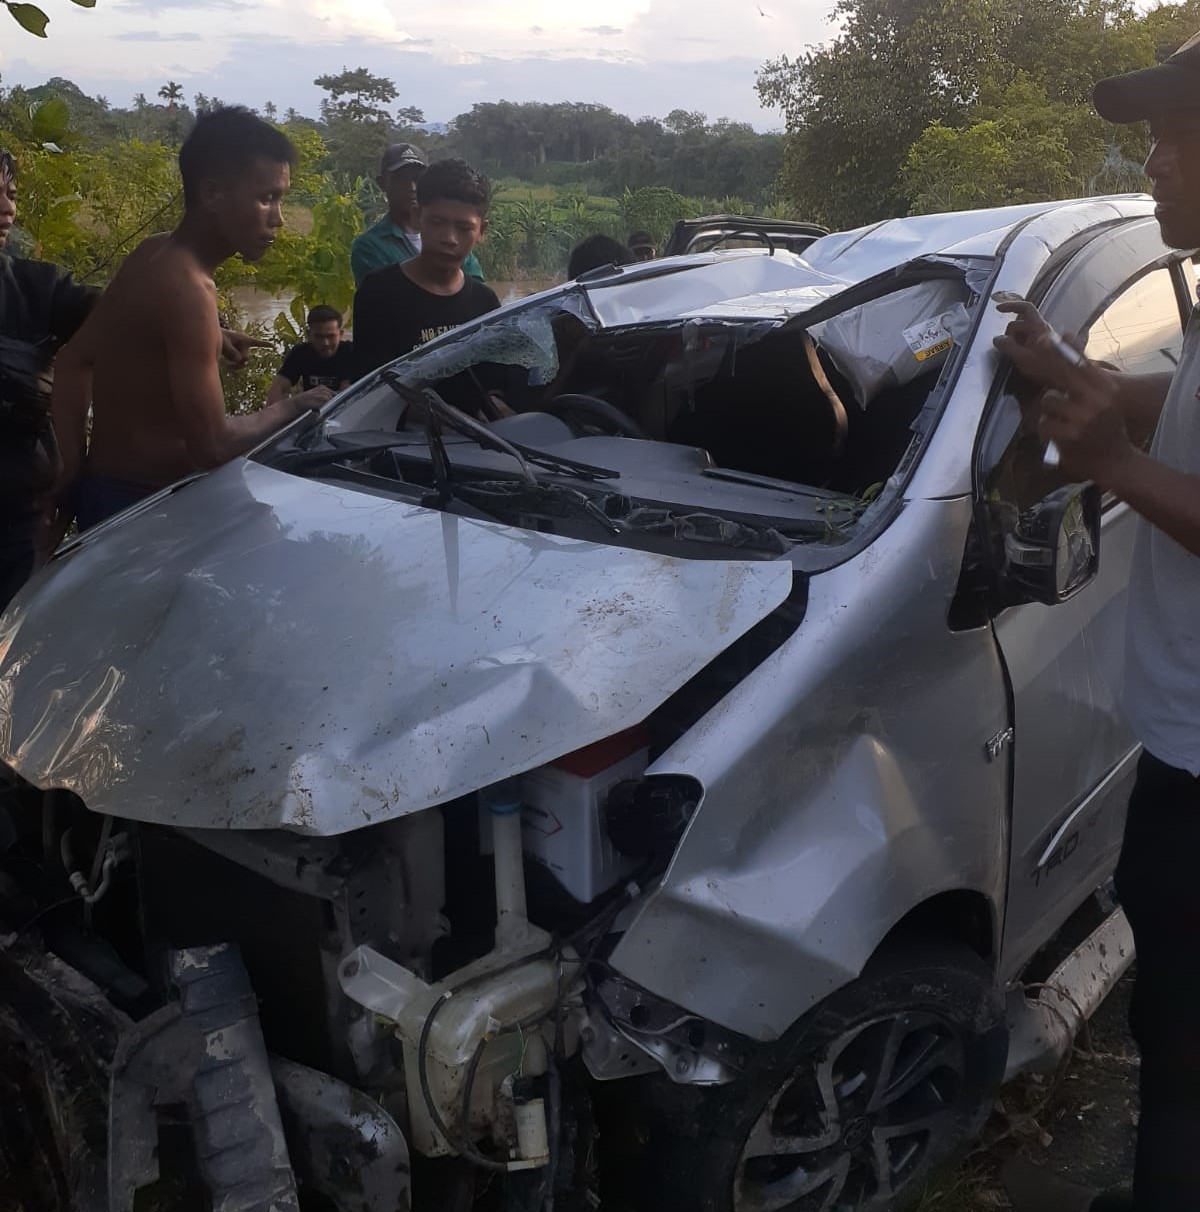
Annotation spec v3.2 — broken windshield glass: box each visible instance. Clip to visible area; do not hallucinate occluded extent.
[399,305,564,387]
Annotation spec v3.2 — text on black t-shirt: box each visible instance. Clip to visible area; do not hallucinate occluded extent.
[352,267,500,379]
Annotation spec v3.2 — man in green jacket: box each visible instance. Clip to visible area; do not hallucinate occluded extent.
[350,142,485,287]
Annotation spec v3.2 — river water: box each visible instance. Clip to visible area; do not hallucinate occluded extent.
[232,278,559,330]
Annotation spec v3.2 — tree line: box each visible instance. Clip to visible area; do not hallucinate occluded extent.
[4,69,783,207]
[1,70,793,411]
[760,0,1200,231]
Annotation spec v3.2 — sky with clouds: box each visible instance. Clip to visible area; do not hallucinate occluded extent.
[0,0,838,129]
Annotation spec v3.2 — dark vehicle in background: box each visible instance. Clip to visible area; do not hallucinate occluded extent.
[663,214,828,257]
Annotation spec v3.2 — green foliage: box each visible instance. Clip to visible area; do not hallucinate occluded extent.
[217,318,284,417]
[0,91,87,261]
[6,3,50,36]
[314,68,400,125]
[76,139,183,275]
[252,185,363,340]
[903,73,1116,212]
[618,187,691,244]
[760,0,1169,228]
[449,101,783,206]
[313,67,425,187]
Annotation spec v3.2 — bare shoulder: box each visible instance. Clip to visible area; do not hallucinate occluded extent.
[111,237,219,339]
[134,237,215,300]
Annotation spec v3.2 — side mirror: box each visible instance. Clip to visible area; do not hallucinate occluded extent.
[1003,483,1100,605]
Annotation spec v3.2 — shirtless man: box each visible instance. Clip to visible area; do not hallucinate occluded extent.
[52,107,331,532]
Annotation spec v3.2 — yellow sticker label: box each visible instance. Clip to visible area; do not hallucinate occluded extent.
[903,316,954,363]
[914,338,953,362]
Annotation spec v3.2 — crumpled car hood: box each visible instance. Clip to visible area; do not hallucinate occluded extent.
[0,462,792,835]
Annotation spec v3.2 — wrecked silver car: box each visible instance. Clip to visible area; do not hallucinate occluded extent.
[0,197,1184,1211]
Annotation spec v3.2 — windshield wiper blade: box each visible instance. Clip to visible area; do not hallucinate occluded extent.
[272,431,421,472]
[381,371,619,483]
[510,444,619,482]
[381,372,537,486]
[453,480,624,535]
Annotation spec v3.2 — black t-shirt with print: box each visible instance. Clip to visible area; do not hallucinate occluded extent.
[277,340,357,391]
[352,265,500,380]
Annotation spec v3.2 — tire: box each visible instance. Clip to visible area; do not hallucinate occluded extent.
[604,939,1007,1212]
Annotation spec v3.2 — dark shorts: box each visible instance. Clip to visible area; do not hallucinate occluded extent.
[75,472,157,533]
[0,508,38,612]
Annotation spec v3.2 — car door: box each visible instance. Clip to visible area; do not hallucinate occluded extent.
[976,221,1192,976]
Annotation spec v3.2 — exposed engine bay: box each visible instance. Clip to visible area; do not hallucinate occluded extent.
[0,731,740,1210]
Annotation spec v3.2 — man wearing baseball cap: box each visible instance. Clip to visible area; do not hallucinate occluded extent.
[350,141,485,287]
[999,30,1200,1212]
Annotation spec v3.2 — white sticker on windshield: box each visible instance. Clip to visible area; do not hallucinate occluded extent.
[902,316,953,363]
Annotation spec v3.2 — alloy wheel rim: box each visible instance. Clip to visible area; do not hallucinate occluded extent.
[733,1011,967,1212]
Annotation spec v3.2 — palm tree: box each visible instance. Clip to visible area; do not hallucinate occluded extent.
[158,81,183,111]
[133,92,148,112]
[263,101,278,121]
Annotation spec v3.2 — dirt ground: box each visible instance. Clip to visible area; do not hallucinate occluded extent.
[918,972,1140,1210]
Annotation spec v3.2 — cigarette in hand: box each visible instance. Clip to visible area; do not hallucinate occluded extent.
[1040,331,1087,468]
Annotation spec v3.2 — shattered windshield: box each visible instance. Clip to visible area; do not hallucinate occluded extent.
[264,267,981,563]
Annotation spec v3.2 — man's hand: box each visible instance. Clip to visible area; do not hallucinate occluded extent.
[997,320,1138,485]
[220,329,273,369]
[291,385,334,413]
[1036,383,1138,484]
[994,299,1087,394]
[995,297,1053,347]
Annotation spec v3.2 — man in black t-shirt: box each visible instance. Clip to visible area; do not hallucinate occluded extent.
[353,159,500,395]
[267,304,355,403]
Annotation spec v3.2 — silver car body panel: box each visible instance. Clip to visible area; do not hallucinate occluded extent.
[605,197,1163,1037]
[0,196,1165,1052]
[910,197,1155,500]
[609,495,1011,1039]
[0,460,792,835]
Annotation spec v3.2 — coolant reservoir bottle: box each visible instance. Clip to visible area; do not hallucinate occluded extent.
[481,778,528,946]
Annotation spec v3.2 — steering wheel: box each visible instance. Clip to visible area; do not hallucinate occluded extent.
[545,393,651,440]
[693,228,778,256]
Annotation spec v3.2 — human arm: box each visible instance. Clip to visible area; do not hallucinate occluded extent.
[265,374,295,405]
[50,312,100,495]
[220,329,273,369]
[43,272,101,502]
[995,299,1171,446]
[266,345,304,404]
[49,270,101,346]
[999,324,1200,556]
[164,283,330,468]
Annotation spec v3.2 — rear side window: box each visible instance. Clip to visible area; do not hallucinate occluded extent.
[1083,268,1184,374]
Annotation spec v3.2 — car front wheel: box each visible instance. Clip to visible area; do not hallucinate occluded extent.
[605,939,1008,1212]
